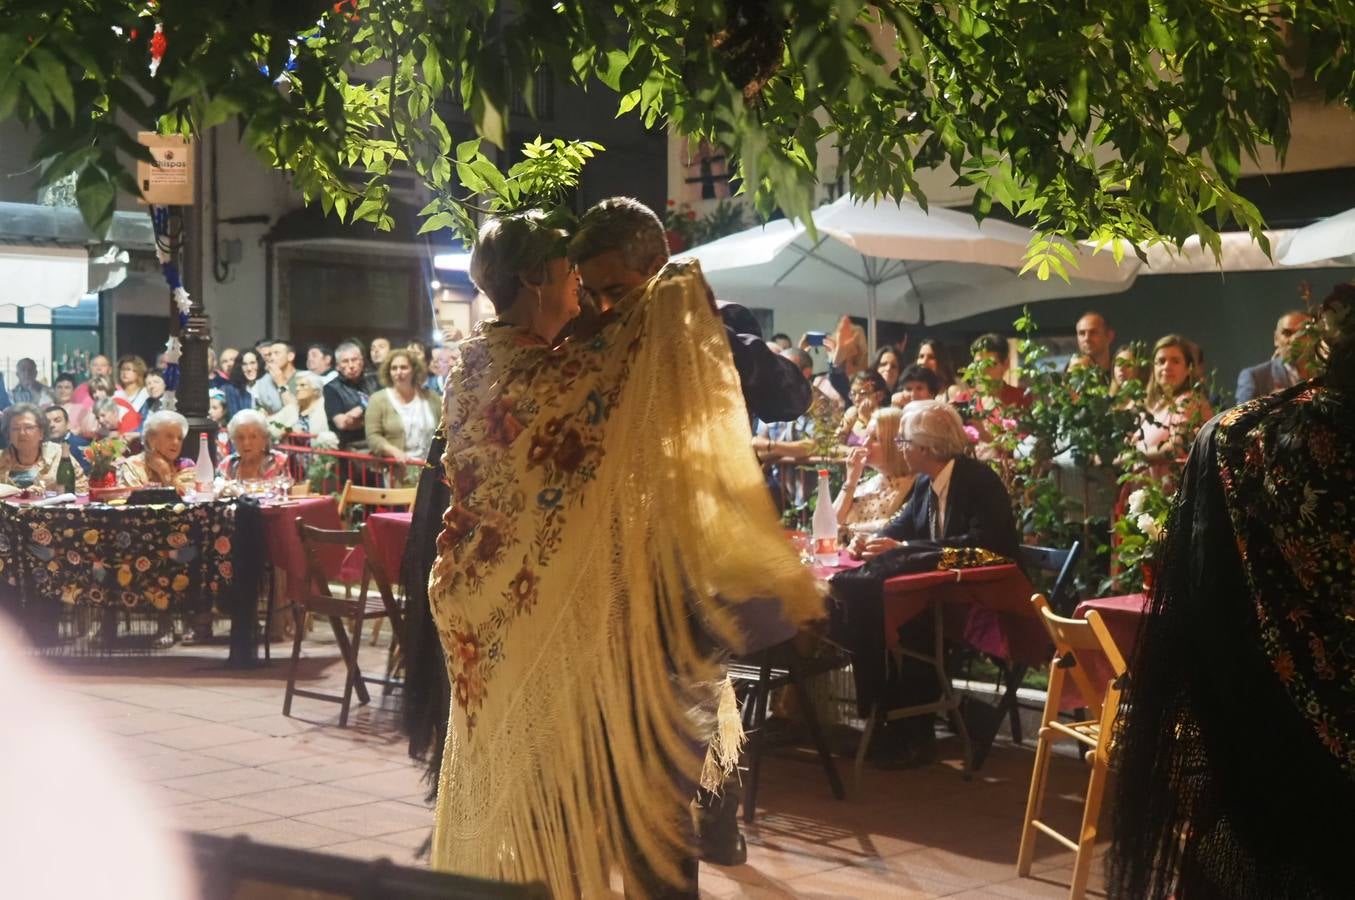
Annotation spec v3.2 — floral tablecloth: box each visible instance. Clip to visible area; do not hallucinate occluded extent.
[0,499,235,617]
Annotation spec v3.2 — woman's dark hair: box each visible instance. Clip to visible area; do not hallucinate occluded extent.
[898,363,942,397]
[917,337,956,386]
[969,333,1007,358]
[849,369,889,405]
[229,348,263,392]
[872,346,903,387]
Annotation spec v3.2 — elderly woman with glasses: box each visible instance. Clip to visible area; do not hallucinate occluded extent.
[219,409,290,481]
[120,410,196,493]
[0,403,88,494]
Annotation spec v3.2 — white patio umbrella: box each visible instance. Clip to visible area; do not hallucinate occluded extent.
[682,193,1139,349]
[1275,207,1355,267]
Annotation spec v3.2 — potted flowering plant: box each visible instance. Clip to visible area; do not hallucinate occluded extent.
[1111,483,1173,592]
[83,435,127,489]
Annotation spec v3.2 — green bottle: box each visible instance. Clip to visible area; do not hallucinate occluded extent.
[56,443,78,494]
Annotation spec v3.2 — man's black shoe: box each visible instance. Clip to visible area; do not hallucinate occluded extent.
[695,787,748,866]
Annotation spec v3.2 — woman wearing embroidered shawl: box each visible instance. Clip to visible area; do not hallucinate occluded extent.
[428,212,822,897]
[1109,283,1355,899]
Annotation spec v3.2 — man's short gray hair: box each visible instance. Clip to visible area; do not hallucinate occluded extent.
[901,399,969,459]
[334,341,363,360]
[567,197,669,271]
[469,210,563,314]
[143,409,189,440]
[227,408,270,445]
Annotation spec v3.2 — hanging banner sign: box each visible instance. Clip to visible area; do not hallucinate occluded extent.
[136,132,195,206]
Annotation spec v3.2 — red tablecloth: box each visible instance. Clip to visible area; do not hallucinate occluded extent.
[1074,593,1147,663]
[881,564,1045,666]
[1060,593,1148,710]
[257,497,343,602]
[337,511,413,584]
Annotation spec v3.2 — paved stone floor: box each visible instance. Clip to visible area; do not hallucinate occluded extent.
[40,638,1107,898]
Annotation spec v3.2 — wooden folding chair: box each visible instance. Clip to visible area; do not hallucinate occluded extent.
[360,523,406,691]
[336,481,416,526]
[335,480,415,644]
[283,521,401,727]
[1016,593,1128,900]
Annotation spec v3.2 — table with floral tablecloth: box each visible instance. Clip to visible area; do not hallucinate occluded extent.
[0,498,236,642]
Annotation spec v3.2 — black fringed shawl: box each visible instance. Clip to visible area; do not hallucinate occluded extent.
[1108,379,1355,899]
[401,429,453,797]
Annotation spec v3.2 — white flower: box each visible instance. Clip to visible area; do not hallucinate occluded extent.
[1136,513,1164,542]
[1127,489,1147,517]
[311,433,340,450]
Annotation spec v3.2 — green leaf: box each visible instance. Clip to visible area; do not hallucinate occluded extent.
[1068,66,1089,129]
[76,166,115,236]
[18,67,54,121]
[30,48,74,119]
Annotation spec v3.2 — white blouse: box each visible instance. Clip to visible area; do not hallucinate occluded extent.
[393,391,435,459]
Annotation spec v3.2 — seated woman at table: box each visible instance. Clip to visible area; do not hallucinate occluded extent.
[120,410,196,494]
[834,406,914,537]
[0,403,89,496]
[219,409,290,482]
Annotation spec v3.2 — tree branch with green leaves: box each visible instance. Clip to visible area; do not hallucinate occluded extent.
[3,1,1353,260]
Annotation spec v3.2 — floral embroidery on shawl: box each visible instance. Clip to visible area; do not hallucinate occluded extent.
[425,260,823,897]
[1216,386,1355,769]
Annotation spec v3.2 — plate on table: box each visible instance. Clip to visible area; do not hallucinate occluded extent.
[90,485,133,503]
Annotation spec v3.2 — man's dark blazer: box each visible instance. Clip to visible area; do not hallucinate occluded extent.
[716,300,811,424]
[879,455,1020,560]
[1234,356,1297,405]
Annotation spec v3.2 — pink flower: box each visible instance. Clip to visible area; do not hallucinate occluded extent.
[963,425,981,443]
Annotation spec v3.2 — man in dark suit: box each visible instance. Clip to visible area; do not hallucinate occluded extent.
[1235,310,1311,404]
[44,406,91,473]
[851,399,1019,765]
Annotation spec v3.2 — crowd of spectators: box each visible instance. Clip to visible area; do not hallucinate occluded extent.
[0,295,1320,504]
[752,305,1320,546]
[0,332,459,495]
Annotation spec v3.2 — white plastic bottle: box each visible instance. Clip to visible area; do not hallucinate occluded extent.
[812,468,839,566]
[194,433,215,497]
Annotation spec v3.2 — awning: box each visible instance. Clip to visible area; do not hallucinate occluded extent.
[0,200,154,307]
[0,245,90,309]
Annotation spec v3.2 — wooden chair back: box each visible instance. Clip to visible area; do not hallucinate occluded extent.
[1031,593,1127,719]
[294,520,366,618]
[336,481,416,523]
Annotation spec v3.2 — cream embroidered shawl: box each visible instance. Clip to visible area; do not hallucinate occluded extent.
[428,260,823,895]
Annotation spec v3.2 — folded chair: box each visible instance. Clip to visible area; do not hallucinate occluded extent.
[1016,592,1128,899]
[283,521,402,727]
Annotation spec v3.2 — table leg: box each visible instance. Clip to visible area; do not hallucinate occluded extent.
[933,599,974,779]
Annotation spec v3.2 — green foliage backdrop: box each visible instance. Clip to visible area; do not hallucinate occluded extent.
[3,1,1354,260]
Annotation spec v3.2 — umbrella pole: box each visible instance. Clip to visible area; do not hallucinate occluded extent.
[866,281,878,356]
